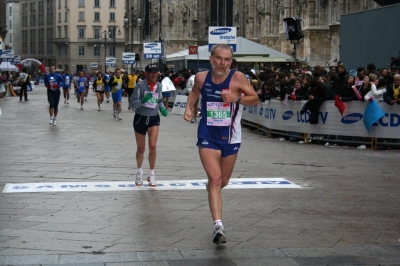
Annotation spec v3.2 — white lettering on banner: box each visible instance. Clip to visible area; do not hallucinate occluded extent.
[2,178,302,193]
[242,100,400,139]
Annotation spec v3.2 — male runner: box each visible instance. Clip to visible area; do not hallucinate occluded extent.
[126,70,138,110]
[108,69,123,120]
[62,69,73,104]
[129,64,168,187]
[103,70,111,103]
[83,69,91,101]
[45,66,65,126]
[183,44,259,244]
[75,71,86,110]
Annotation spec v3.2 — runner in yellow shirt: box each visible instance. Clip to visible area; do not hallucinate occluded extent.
[126,70,138,110]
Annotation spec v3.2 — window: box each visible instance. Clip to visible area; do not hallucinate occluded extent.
[58,12,61,22]
[38,1,44,14]
[93,28,101,38]
[78,28,85,38]
[65,0,68,8]
[9,6,12,16]
[58,0,61,8]
[109,12,115,21]
[94,12,100,21]
[78,0,85,7]
[9,33,12,43]
[9,20,12,30]
[38,15,44,26]
[58,26,61,38]
[30,29,36,53]
[65,12,68,22]
[64,26,68,38]
[38,29,44,54]
[30,2,36,12]
[94,45,100,56]
[210,0,233,26]
[109,0,115,7]
[94,0,100,7]
[109,46,114,57]
[79,12,85,21]
[108,26,115,39]
[30,14,36,26]
[22,30,28,53]
[79,46,85,56]
[58,47,62,56]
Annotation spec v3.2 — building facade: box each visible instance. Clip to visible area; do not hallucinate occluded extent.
[5,1,20,55]
[16,0,382,73]
[0,0,7,41]
[19,0,126,73]
[126,0,381,69]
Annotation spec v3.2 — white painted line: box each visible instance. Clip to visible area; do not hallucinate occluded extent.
[2,178,302,193]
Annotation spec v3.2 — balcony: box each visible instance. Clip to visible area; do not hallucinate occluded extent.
[86,38,125,45]
[53,38,69,43]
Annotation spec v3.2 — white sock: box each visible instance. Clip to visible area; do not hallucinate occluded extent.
[50,116,53,120]
[150,169,155,176]
[214,220,223,227]
[137,168,143,174]
[53,116,57,120]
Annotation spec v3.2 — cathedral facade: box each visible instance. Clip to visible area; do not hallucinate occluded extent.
[126,0,380,68]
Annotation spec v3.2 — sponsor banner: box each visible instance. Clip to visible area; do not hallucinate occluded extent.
[106,57,116,67]
[2,178,302,193]
[122,53,135,64]
[208,27,237,52]
[1,50,14,62]
[14,55,21,64]
[242,100,400,139]
[172,94,188,115]
[90,62,98,69]
[143,43,162,59]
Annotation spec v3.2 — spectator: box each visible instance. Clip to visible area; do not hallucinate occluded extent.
[339,76,357,102]
[358,74,377,102]
[289,77,308,101]
[364,76,386,102]
[357,67,365,79]
[300,79,326,124]
[319,76,335,100]
[383,74,400,105]
[276,72,293,101]
[335,62,349,95]
[258,78,278,102]
[366,63,380,77]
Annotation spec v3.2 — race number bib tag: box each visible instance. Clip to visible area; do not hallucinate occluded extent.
[65,77,70,85]
[96,85,103,91]
[206,102,231,126]
[143,92,159,109]
[79,82,85,88]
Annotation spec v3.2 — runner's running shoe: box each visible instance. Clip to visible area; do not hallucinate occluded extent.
[118,114,122,120]
[53,119,57,126]
[213,225,226,245]
[49,118,53,125]
[147,175,156,187]
[135,172,143,186]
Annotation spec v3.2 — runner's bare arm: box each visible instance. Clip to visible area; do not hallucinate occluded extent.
[231,72,259,106]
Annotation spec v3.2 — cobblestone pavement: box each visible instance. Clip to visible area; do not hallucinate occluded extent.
[0,85,399,265]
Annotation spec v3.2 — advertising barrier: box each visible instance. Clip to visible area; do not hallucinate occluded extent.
[242,100,399,139]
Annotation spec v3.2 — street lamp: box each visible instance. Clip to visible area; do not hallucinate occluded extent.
[110,23,122,60]
[100,30,111,71]
[124,7,141,72]
[94,44,100,70]
[149,0,164,71]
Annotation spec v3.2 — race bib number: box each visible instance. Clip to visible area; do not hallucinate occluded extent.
[65,77,70,85]
[143,92,159,109]
[79,81,85,88]
[96,85,103,91]
[206,102,231,126]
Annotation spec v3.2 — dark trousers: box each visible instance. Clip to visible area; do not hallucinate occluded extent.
[20,84,28,101]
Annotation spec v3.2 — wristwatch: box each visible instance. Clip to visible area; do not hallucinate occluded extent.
[236,95,241,104]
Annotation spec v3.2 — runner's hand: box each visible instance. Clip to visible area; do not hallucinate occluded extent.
[141,93,153,104]
[160,107,168,117]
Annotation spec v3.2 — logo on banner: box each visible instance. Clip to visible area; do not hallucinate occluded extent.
[106,57,116,67]
[282,110,294,120]
[189,46,198,55]
[122,53,135,64]
[341,113,363,124]
[210,28,232,35]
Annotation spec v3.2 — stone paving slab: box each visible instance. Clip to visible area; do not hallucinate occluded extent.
[0,86,399,265]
